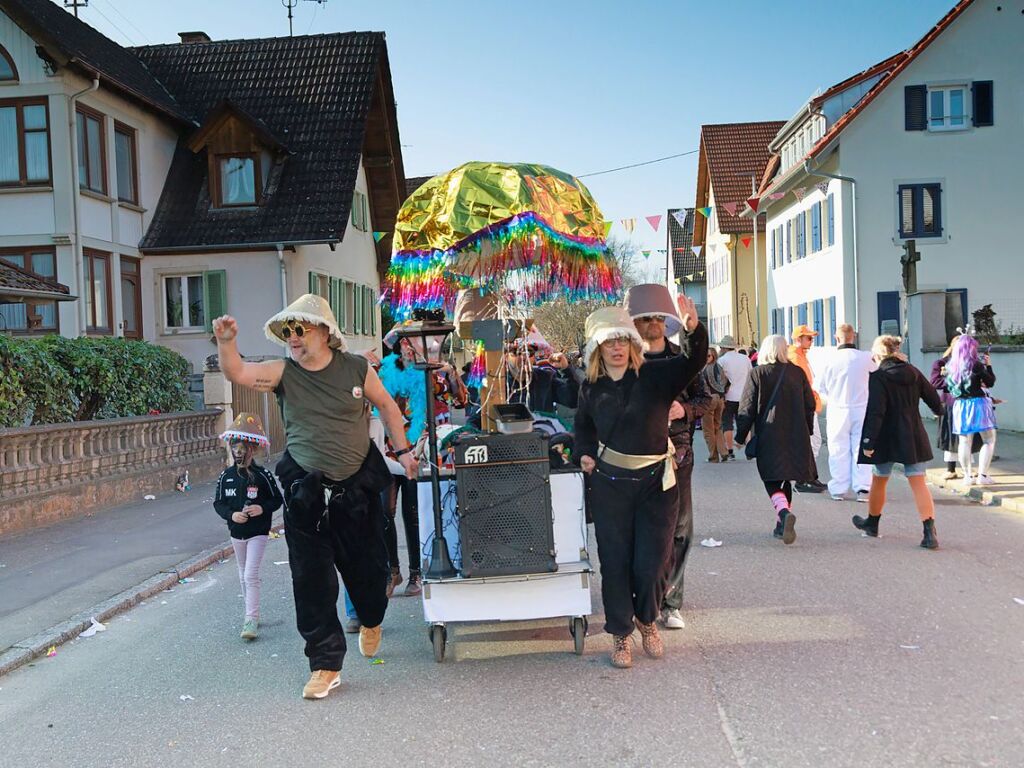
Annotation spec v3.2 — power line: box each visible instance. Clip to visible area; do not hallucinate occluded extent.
[94,0,151,45]
[87,1,137,46]
[577,149,699,179]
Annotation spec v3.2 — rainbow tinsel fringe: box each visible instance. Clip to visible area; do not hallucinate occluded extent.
[466,341,486,389]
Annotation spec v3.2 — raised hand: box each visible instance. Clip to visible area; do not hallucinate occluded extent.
[676,294,698,332]
[212,315,238,343]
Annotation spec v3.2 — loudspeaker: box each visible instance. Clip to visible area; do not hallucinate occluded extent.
[454,432,556,578]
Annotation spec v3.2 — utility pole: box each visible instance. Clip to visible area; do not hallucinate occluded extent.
[64,0,88,18]
[283,0,298,36]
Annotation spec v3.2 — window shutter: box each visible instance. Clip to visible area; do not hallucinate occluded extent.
[904,85,927,130]
[827,194,835,246]
[329,277,340,324]
[353,284,363,334]
[308,271,317,294]
[972,80,993,127]
[203,269,227,332]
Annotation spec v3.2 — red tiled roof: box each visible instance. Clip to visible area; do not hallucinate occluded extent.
[811,51,908,107]
[700,121,785,235]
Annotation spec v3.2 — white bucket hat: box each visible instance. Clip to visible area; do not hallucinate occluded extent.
[264,293,346,351]
[583,306,643,364]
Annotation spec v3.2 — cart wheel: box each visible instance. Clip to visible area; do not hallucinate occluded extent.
[431,625,447,663]
[572,617,586,656]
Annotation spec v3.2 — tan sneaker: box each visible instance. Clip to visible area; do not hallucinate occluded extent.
[302,669,340,700]
[610,634,633,669]
[359,624,383,657]
[635,620,664,658]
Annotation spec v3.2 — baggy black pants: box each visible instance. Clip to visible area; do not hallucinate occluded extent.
[588,461,678,637]
[662,446,694,612]
[278,453,389,672]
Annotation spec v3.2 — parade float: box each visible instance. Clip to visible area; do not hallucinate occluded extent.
[383,161,621,661]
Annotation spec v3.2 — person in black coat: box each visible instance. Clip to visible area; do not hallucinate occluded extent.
[853,335,944,549]
[734,335,816,545]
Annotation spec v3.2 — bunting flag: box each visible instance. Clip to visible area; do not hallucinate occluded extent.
[816,181,830,197]
[691,245,702,258]
[373,231,387,243]
[746,196,761,214]
[603,220,613,238]
[641,249,651,259]
[645,215,662,233]
[671,210,688,228]
[792,187,807,202]
[721,202,738,216]
[769,192,786,200]
[686,273,694,281]
[741,237,752,248]
[675,278,682,285]
[697,207,712,219]
[621,218,636,233]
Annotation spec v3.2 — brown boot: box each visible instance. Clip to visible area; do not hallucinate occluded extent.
[635,620,664,658]
[385,567,402,599]
[610,634,633,669]
[404,571,422,597]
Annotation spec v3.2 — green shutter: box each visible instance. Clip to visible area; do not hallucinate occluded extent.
[328,277,339,324]
[203,269,227,331]
[308,271,317,294]
[354,284,363,334]
[369,288,377,335]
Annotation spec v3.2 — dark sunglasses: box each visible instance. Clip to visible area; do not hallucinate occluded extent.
[638,315,664,323]
[281,321,313,339]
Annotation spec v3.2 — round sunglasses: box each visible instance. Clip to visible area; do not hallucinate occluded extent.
[281,320,316,340]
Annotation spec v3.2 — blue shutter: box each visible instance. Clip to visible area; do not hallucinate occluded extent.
[827,194,835,246]
[813,299,824,345]
[811,202,821,252]
[785,221,792,262]
[798,303,808,326]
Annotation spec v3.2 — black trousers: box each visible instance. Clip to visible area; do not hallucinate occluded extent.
[589,462,678,637]
[662,447,694,611]
[279,455,389,672]
[763,480,793,506]
[383,475,421,574]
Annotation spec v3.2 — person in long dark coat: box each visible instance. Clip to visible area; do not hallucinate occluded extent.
[734,335,816,545]
[930,336,981,479]
[853,335,944,549]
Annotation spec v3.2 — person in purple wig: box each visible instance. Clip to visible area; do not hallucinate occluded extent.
[945,334,997,488]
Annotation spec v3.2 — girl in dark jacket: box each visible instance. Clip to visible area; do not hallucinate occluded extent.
[734,335,816,546]
[930,336,981,480]
[854,336,943,548]
[945,334,997,488]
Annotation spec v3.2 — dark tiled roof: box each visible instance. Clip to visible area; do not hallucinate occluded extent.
[0,0,190,123]
[133,33,387,250]
[405,176,433,199]
[0,260,71,299]
[701,121,785,235]
[668,208,701,279]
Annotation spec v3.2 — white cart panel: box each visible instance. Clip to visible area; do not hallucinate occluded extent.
[421,567,591,623]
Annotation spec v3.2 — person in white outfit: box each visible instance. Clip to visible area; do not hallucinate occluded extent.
[717,336,753,461]
[818,324,877,501]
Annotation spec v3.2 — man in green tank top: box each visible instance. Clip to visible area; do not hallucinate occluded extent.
[214,294,416,700]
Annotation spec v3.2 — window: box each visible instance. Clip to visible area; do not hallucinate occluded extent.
[795,212,806,259]
[797,303,808,327]
[0,98,50,185]
[343,281,355,333]
[83,249,112,333]
[76,107,106,194]
[769,228,776,269]
[898,183,942,238]
[785,220,792,262]
[828,296,837,343]
[351,190,369,232]
[0,248,58,333]
[810,202,821,253]
[0,45,17,82]
[877,291,900,335]
[120,256,141,339]
[215,154,258,206]
[772,308,784,334]
[163,271,226,332]
[928,85,968,131]
[308,271,329,300]
[812,299,824,346]
[114,123,138,204]
[826,194,835,246]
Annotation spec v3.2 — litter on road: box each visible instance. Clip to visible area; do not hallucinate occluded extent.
[79,618,106,638]
[700,538,723,548]
[179,695,194,701]
[46,646,57,657]
[1013,598,1024,606]
[143,495,156,501]
[899,645,921,650]
[273,560,288,565]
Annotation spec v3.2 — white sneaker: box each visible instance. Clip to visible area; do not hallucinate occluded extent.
[662,608,685,629]
[976,474,995,486]
[960,477,975,491]
[830,494,847,502]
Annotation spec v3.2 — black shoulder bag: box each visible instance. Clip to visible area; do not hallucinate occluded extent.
[744,367,786,460]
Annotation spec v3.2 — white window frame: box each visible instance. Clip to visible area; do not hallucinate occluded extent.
[163,274,206,331]
[927,83,969,132]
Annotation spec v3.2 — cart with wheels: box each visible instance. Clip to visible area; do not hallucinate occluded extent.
[417,467,592,662]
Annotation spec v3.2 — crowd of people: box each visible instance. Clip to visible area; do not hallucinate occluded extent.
[209,286,999,691]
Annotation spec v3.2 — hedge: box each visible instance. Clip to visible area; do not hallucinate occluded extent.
[0,335,193,428]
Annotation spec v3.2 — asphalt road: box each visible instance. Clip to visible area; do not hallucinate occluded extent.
[1,442,1023,767]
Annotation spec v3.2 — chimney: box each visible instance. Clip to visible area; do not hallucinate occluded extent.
[178,31,212,44]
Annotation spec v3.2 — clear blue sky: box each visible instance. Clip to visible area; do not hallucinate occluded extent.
[71,0,955,279]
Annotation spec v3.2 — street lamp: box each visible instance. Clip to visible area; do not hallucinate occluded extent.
[392,310,458,580]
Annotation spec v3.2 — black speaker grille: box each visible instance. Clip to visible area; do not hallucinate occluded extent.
[455,433,556,578]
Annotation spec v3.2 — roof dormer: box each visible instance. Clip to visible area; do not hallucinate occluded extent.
[187,100,289,209]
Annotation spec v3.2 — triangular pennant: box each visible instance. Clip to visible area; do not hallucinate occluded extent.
[792,187,807,202]
[621,218,636,233]
[686,274,694,281]
[603,221,613,238]
[674,278,682,285]
[746,196,761,214]
[641,249,651,259]
[373,231,387,243]
[816,181,830,197]
[691,245,702,258]
[671,210,688,228]
[721,202,738,216]
[645,215,662,233]
[697,207,712,219]
[741,237,752,248]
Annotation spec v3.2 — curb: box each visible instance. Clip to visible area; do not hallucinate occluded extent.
[926,469,1023,513]
[0,514,285,679]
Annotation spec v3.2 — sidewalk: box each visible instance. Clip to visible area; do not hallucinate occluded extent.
[923,419,1024,513]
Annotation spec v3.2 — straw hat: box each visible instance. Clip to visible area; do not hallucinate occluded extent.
[583,306,643,363]
[792,324,819,340]
[624,283,683,336]
[220,412,270,448]
[264,293,346,351]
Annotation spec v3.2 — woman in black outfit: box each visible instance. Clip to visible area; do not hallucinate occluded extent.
[575,294,706,669]
[734,335,816,545]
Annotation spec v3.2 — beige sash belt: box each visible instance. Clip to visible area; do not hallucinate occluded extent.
[598,440,677,491]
